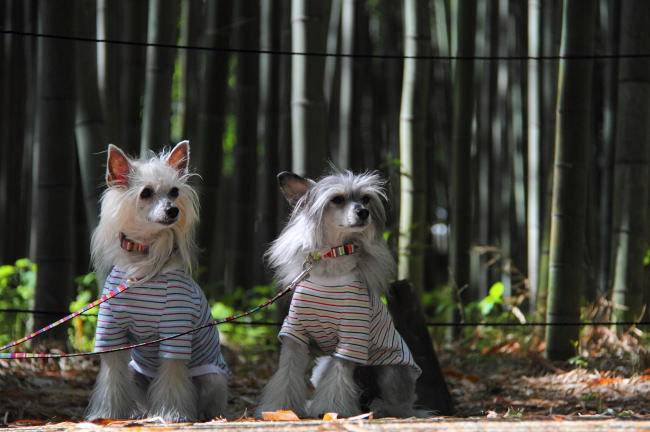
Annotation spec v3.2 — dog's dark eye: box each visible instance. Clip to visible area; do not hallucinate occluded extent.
[169,187,179,198]
[360,195,371,205]
[140,187,154,199]
[331,195,345,205]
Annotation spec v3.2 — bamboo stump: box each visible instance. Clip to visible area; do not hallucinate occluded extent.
[387,279,454,415]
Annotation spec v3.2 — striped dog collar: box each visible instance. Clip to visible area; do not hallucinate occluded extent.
[310,244,356,262]
[119,232,149,254]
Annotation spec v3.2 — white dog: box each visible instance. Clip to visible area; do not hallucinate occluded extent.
[86,142,228,422]
[257,171,421,418]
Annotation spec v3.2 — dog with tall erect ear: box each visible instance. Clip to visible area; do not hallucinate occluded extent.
[87,141,229,422]
[258,170,422,419]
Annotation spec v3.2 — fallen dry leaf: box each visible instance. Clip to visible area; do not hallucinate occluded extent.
[323,412,338,420]
[9,419,46,426]
[261,410,300,421]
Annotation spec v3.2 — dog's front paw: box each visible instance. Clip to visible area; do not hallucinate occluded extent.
[86,402,143,421]
[147,408,196,423]
[368,398,417,418]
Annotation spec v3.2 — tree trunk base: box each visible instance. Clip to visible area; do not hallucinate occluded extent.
[387,279,454,415]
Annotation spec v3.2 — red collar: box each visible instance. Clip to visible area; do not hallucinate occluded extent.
[119,232,149,254]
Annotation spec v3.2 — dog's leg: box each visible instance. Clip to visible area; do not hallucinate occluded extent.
[87,351,143,420]
[369,365,419,418]
[194,373,228,420]
[308,357,361,418]
[147,358,198,422]
[257,337,310,417]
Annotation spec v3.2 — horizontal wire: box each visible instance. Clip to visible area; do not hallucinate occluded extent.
[1,29,649,61]
[1,308,647,327]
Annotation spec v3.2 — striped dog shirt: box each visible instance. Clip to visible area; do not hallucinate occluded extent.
[279,272,421,374]
[94,267,228,378]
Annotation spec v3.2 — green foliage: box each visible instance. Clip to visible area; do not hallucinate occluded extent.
[505,407,525,418]
[475,282,504,317]
[210,285,278,354]
[67,272,99,352]
[643,248,650,266]
[568,354,588,368]
[0,259,36,346]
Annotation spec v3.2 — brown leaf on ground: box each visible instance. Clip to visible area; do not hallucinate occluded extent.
[261,410,300,421]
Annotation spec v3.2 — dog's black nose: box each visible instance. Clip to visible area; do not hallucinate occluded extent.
[356,208,369,220]
[166,207,179,219]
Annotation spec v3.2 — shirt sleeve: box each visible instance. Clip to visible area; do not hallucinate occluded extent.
[158,277,200,360]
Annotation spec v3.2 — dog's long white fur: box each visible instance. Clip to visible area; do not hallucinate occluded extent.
[87,144,227,422]
[91,148,199,285]
[266,171,395,296]
[259,170,418,418]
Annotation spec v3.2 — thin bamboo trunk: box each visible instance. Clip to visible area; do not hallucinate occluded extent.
[100,0,122,148]
[256,0,282,285]
[497,0,511,298]
[545,0,597,361]
[180,0,203,145]
[1,0,28,263]
[536,0,561,321]
[487,0,504,292]
[474,0,491,300]
[277,0,292,232]
[75,0,107,236]
[527,0,541,311]
[291,0,329,178]
[199,0,232,288]
[324,0,341,108]
[231,0,259,291]
[353,3,374,171]
[611,1,650,325]
[377,0,402,257]
[510,0,527,297]
[119,0,148,155]
[32,0,77,341]
[0,2,8,263]
[597,0,619,298]
[398,0,431,296]
[337,0,357,169]
[449,0,477,306]
[140,0,181,155]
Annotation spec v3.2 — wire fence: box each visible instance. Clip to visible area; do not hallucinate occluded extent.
[1,28,649,61]
[0,27,646,330]
[1,308,648,328]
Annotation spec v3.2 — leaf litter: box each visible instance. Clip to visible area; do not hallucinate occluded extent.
[2,325,650,426]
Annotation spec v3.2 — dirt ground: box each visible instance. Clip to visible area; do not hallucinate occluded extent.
[1,325,650,428]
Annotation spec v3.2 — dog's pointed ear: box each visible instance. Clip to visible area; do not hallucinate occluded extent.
[106,144,131,187]
[167,140,190,174]
[278,171,314,205]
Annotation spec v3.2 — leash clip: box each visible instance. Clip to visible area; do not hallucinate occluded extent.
[288,259,313,290]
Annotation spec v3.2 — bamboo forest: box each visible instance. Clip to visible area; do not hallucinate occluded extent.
[0,0,649,428]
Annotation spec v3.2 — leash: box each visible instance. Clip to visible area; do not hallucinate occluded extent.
[0,282,130,353]
[0,244,356,359]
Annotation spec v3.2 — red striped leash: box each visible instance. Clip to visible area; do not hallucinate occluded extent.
[0,281,131,354]
[0,244,356,359]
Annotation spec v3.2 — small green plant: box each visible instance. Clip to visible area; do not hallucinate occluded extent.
[0,259,36,346]
[568,354,588,368]
[67,272,99,352]
[505,407,525,418]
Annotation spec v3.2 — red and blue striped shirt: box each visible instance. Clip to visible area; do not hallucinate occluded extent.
[94,267,228,377]
[279,273,420,374]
